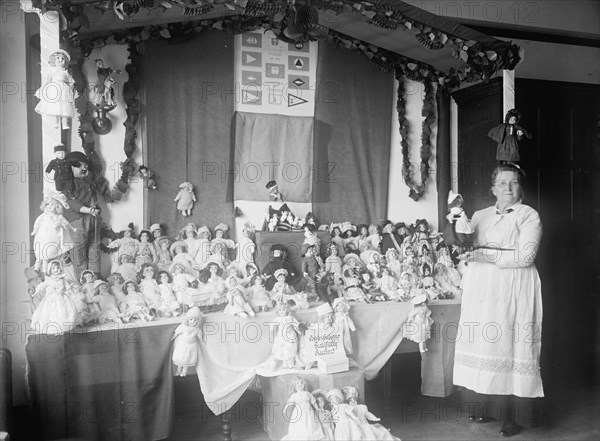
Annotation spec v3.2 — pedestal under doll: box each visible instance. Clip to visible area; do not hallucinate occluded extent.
[282,377,325,441]
[405,292,434,352]
[172,307,203,376]
[488,109,532,163]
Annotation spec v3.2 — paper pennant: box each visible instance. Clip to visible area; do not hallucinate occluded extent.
[288,93,308,107]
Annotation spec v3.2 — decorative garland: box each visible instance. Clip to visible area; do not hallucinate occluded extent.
[395,72,436,201]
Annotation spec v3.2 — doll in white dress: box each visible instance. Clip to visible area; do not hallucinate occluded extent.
[271,269,296,304]
[157,271,181,317]
[31,192,74,274]
[31,260,81,334]
[122,281,153,322]
[155,237,173,272]
[116,254,139,284]
[174,182,196,217]
[324,243,343,287]
[178,223,202,259]
[282,377,325,441]
[172,306,203,376]
[236,222,256,273]
[312,389,335,441]
[271,303,302,369]
[107,224,139,273]
[377,266,399,300]
[170,262,196,308]
[247,275,272,312]
[135,230,157,268]
[343,386,401,441]
[405,292,434,352]
[138,263,162,310]
[107,273,127,311]
[223,276,255,318]
[326,388,362,441]
[333,297,356,356]
[94,280,123,324]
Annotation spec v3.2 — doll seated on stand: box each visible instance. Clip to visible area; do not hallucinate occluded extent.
[171,306,203,377]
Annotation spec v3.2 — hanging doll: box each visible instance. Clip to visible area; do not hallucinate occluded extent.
[171,306,204,377]
[333,297,356,356]
[443,190,474,248]
[488,108,532,163]
[93,280,123,324]
[247,275,272,312]
[174,182,196,216]
[325,388,363,441]
[281,377,325,441]
[237,222,256,273]
[312,389,335,441]
[45,144,75,195]
[271,303,302,369]
[34,49,76,130]
[135,229,157,267]
[223,275,256,318]
[30,260,81,334]
[31,191,74,273]
[138,165,157,190]
[138,263,162,310]
[157,270,181,317]
[405,292,434,352]
[343,386,401,441]
[122,280,154,322]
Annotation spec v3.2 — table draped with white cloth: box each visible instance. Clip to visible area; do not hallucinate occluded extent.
[26,300,460,441]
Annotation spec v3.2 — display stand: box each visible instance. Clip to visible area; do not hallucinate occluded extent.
[259,367,364,441]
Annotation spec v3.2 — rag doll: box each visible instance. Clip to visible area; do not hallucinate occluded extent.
[30,260,81,334]
[171,307,203,376]
[31,192,74,273]
[271,303,302,369]
[174,181,196,216]
[333,297,356,356]
[281,377,325,441]
[45,144,74,195]
[223,276,256,318]
[487,108,532,163]
[34,49,76,130]
[405,292,434,352]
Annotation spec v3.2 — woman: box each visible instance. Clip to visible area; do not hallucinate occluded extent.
[454,163,543,437]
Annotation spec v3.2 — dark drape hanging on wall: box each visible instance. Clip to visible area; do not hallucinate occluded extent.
[312,42,393,225]
[143,32,234,237]
[436,87,451,228]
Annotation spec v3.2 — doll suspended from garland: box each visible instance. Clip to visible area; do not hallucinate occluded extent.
[488,109,532,163]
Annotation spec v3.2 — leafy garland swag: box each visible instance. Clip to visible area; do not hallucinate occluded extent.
[395,71,436,202]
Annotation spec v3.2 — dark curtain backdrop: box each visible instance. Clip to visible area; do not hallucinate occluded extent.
[143,33,234,237]
[312,42,394,225]
[436,87,451,228]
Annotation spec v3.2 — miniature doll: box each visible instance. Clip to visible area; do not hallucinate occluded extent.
[174,181,196,216]
[247,275,272,312]
[326,388,363,441]
[157,271,181,316]
[343,386,401,441]
[271,269,296,304]
[94,58,120,108]
[271,303,302,369]
[224,276,256,318]
[312,389,335,441]
[333,298,356,356]
[106,223,139,272]
[281,377,325,441]
[30,260,81,334]
[277,204,293,231]
[155,237,173,271]
[237,222,256,273]
[265,206,280,232]
[377,266,400,300]
[405,292,434,352]
[107,272,127,308]
[342,267,369,303]
[138,263,162,310]
[45,144,75,195]
[138,165,157,190]
[135,229,157,267]
[324,243,344,288]
[171,306,203,377]
[443,190,474,247]
[122,280,154,322]
[329,224,346,258]
[34,49,76,130]
[488,108,532,163]
[31,191,74,273]
[265,180,283,201]
[94,280,123,324]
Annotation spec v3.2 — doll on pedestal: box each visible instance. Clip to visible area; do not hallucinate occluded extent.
[223,275,256,318]
[282,377,325,441]
[488,108,532,163]
[172,306,203,377]
[271,303,302,369]
[45,144,75,195]
[405,292,434,352]
[343,386,401,441]
[34,49,76,130]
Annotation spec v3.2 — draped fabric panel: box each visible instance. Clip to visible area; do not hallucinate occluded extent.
[436,88,452,228]
[143,33,234,236]
[312,42,394,224]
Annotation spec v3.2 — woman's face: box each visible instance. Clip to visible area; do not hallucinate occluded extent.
[492,170,522,206]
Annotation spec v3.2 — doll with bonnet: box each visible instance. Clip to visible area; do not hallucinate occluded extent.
[326,388,362,441]
[281,377,325,441]
[172,306,203,376]
[488,108,532,163]
[174,182,196,216]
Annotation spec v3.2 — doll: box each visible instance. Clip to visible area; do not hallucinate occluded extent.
[342,253,364,272]
[432,263,461,299]
[150,223,166,250]
[174,181,196,216]
[31,260,81,334]
[302,223,321,250]
[405,292,434,352]
[265,180,283,201]
[342,267,369,303]
[156,271,181,316]
[271,303,302,369]
[135,229,157,267]
[170,241,199,275]
[80,270,97,301]
[170,262,197,307]
[206,242,231,271]
[107,272,127,309]
[354,224,370,251]
[45,144,75,195]
[266,207,280,232]
[333,298,356,356]
[211,223,237,254]
[247,275,272,312]
[236,222,256,273]
[281,377,325,441]
[367,224,382,251]
[155,237,173,271]
[25,267,45,311]
[193,225,213,267]
[262,244,298,291]
[377,266,399,300]
[241,263,259,287]
[359,269,386,302]
[177,223,201,260]
[420,262,442,300]
[106,224,139,272]
[380,220,402,256]
[360,249,382,276]
[324,243,344,287]
[312,389,335,441]
[122,280,154,322]
[384,249,402,280]
[325,388,363,441]
[271,269,296,304]
[435,244,462,287]
[400,245,420,275]
[277,204,293,231]
[397,270,416,301]
[443,190,474,248]
[138,263,162,310]
[488,108,532,163]
[31,191,74,273]
[116,254,139,284]
[94,280,123,324]
[223,276,256,318]
[299,244,322,297]
[343,386,401,441]
[94,58,120,108]
[34,49,76,130]
[171,306,203,377]
[138,165,157,190]
[329,224,346,258]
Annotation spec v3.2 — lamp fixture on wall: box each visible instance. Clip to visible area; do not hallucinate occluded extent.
[282,0,328,45]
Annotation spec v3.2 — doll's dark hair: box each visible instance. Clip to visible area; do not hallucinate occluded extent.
[205,262,223,277]
[504,109,521,124]
[138,229,154,242]
[330,226,342,237]
[139,263,157,279]
[356,224,368,235]
[158,270,172,284]
[198,268,211,284]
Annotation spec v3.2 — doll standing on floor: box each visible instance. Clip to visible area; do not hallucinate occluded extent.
[405,292,434,352]
[271,303,302,369]
[224,276,256,318]
[31,260,81,334]
[172,306,203,377]
[343,386,401,441]
[34,49,76,130]
[326,388,363,441]
[312,389,335,441]
[282,377,325,441]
